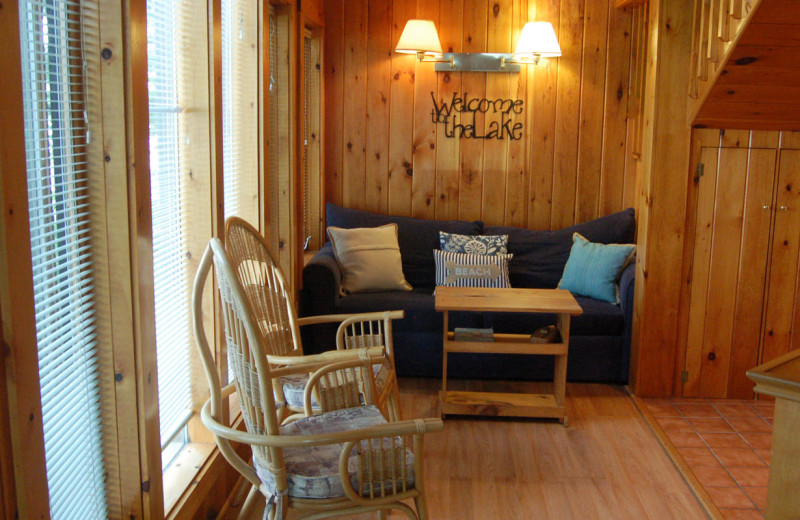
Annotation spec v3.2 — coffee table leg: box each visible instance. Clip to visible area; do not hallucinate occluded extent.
[555,313,570,426]
[441,310,449,418]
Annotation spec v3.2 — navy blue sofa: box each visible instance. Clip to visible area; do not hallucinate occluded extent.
[300,203,636,384]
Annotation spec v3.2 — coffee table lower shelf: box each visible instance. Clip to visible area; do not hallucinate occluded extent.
[439,390,567,424]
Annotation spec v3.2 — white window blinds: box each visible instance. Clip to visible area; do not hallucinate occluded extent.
[222,0,259,225]
[18,0,108,517]
[146,0,193,459]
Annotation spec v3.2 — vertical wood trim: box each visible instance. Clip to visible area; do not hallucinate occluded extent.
[306,27,324,248]
[504,0,528,228]
[83,0,124,513]
[527,0,560,230]
[0,310,15,520]
[551,0,585,229]
[259,0,271,235]
[682,146,720,397]
[323,0,344,211]
[95,0,147,514]
[599,2,632,217]
[727,146,776,398]
[0,2,55,517]
[342,0,368,210]
[480,0,512,226]
[575,0,610,223]
[411,0,438,219]
[388,0,417,217]
[124,0,163,515]
[675,129,721,396]
[762,149,800,364]
[365,1,392,214]
[697,147,749,397]
[457,0,487,222]
[631,0,693,397]
[434,0,463,222]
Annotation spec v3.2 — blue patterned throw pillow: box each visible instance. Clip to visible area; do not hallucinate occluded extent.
[558,233,635,303]
[439,231,508,255]
[434,250,513,288]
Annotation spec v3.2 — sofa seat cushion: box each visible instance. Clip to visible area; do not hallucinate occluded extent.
[327,203,482,288]
[336,288,482,334]
[483,296,624,337]
[485,208,635,289]
[254,405,414,499]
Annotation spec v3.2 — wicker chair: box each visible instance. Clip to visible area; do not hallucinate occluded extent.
[225,216,403,422]
[193,238,442,520]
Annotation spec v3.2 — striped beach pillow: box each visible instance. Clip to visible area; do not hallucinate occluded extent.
[433,250,513,288]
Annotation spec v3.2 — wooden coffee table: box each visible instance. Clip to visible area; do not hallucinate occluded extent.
[435,286,583,425]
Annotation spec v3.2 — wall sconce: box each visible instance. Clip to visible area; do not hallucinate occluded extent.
[395,19,561,73]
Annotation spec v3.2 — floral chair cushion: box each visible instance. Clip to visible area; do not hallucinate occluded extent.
[253,405,415,499]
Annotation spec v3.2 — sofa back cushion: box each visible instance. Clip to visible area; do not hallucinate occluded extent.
[484,208,636,289]
[326,203,483,288]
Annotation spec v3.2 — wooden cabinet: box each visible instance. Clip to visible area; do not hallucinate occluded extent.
[680,130,800,398]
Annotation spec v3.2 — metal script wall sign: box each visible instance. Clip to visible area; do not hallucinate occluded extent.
[430,91,523,140]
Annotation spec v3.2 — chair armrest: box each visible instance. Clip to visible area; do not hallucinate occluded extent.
[268,346,386,374]
[297,310,404,327]
[202,397,443,448]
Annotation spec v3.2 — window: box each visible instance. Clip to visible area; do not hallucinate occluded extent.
[147,0,193,468]
[146,0,215,472]
[18,0,107,517]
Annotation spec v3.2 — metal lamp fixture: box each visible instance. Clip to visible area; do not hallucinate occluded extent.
[395,19,561,72]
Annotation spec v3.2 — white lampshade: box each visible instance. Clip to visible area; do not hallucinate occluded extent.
[395,19,443,56]
[514,22,561,58]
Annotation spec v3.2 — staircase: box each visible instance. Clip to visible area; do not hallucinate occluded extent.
[688,0,763,125]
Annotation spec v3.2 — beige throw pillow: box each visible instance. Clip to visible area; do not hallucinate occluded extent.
[327,224,412,294]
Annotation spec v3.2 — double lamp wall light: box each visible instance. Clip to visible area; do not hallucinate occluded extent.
[395,19,561,72]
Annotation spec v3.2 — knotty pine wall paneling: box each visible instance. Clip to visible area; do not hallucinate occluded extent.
[323,0,640,229]
[457,0,488,222]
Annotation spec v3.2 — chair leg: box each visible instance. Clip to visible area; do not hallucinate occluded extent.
[238,483,261,519]
[414,494,429,520]
[389,373,402,421]
[378,510,387,520]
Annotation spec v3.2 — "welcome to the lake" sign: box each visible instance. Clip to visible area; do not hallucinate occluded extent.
[430,91,523,141]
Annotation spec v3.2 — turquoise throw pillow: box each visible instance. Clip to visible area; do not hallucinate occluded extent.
[559,233,635,304]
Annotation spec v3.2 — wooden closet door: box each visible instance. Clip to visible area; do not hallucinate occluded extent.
[683,147,776,397]
[762,149,800,366]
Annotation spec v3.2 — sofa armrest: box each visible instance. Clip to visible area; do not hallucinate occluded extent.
[617,261,636,382]
[301,243,341,317]
[300,244,341,354]
[619,261,635,316]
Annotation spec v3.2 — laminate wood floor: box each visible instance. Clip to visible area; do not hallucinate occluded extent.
[232,378,707,519]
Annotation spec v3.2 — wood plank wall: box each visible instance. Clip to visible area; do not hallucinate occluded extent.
[323,0,642,229]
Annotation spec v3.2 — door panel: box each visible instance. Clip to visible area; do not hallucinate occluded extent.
[684,147,776,397]
[684,147,720,396]
[763,149,800,364]
[728,149,778,398]
[698,148,749,397]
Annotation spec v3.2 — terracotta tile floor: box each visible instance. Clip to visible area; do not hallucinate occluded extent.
[644,398,774,519]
